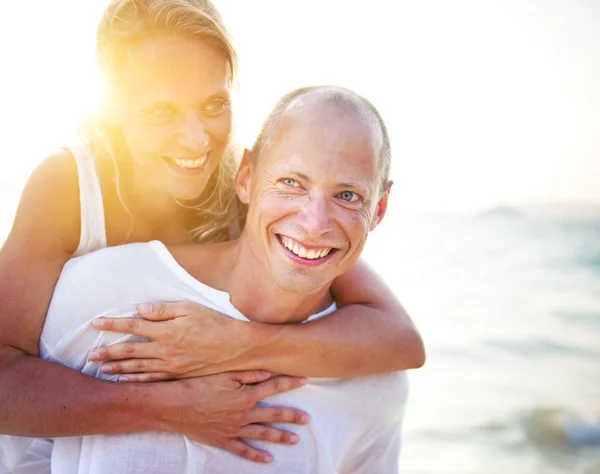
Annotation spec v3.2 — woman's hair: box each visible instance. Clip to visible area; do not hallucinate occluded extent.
[79,0,240,244]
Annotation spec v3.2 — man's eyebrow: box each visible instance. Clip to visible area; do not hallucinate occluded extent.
[338,180,373,196]
[338,180,368,189]
[275,169,312,182]
[291,171,311,182]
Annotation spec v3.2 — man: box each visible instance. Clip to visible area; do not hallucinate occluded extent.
[35,85,408,473]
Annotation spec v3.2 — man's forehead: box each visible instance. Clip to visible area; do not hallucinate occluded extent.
[277,104,376,147]
[250,86,389,197]
[258,111,379,194]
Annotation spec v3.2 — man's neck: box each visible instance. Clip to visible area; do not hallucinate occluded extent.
[221,239,334,325]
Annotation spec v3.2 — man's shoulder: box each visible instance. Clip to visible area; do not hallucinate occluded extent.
[75,240,157,260]
[305,370,408,423]
[167,241,233,288]
[64,241,162,276]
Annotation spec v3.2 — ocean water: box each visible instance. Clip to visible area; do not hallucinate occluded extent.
[1,196,599,473]
[363,209,600,474]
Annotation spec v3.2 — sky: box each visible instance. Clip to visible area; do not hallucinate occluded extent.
[0,0,598,214]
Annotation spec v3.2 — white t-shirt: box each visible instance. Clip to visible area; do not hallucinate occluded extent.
[40,241,408,474]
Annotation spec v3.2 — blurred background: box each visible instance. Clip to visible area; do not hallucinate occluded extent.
[1,1,599,472]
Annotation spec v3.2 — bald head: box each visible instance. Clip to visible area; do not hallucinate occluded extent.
[251,86,392,195]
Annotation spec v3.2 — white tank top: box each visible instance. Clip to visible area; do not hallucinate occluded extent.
[69,143,107,257]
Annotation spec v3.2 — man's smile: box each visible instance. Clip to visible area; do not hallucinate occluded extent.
[276,234,337,264]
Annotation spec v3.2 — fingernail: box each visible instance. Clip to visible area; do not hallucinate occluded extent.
[101,365,113,374]
[289,434,299,444]
[264,455,273,463]
[119,376,130,382]
[301,415,311,424]
[298,378,307,386]
[92,319,105,329]
[88,350,99,361]
[138,303,152,314]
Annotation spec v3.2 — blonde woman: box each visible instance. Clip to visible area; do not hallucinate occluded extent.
[0,0,424,469]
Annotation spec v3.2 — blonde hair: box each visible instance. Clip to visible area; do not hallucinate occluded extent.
[79,0,240,243]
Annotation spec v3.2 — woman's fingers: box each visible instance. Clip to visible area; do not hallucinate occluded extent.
[91,316,163,339]
[248,375,308,404]
[98,357,167,375]
[118,372,173,383]
[91,299,200,336]
[137,301,196,321]
[229,370,273,385]
[238,423,300,445]
[247,405,311,426]
[220,438,273,464]
[87,341,159,362]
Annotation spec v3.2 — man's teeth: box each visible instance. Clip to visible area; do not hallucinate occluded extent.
[171,156,207,169]
[280,236,332,260]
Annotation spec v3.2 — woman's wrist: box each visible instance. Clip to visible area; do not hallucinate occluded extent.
[229,321,287,373]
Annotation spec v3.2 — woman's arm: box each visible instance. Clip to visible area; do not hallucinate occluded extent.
[0,151,149,435]
[92,259,425,379]
[232,258,425,376]
[0,153,306,462]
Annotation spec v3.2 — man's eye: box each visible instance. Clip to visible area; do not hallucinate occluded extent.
[339,190,359,202]
[281,178,299,187]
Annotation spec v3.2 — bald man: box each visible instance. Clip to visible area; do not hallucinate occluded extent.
[28,86,408,473]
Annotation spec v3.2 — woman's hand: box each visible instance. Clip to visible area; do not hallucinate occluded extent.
[163,370,309,463]
[88,301,255,381]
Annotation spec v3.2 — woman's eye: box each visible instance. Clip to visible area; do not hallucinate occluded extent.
[281,178,299,187]
[140,107,176,123]
[151,107,174,117]
[204,99,230,114]
[339,190,358,202]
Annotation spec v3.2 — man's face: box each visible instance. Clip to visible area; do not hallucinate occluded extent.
[237,106,390,295]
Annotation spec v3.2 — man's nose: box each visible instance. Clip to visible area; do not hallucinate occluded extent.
[177,112,209,152]
[301,193,333,238]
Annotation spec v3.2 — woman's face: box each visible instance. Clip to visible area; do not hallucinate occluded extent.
[113,34,232,201]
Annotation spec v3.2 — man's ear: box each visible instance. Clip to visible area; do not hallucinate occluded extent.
[235,149,253,204]
[370,180,393,231]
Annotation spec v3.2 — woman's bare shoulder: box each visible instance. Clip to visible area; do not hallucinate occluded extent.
[6,148,81,257]
[0,149,83,354]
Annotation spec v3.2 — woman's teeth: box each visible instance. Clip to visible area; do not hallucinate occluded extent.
[280,235,332,260]
[170,156,208,170]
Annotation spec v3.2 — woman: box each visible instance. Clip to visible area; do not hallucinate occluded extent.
[0,0,424,469]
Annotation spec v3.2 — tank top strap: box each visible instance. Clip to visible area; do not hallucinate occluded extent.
[65,143,108,257]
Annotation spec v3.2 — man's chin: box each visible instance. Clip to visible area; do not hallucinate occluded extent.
[272,270,330,296]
